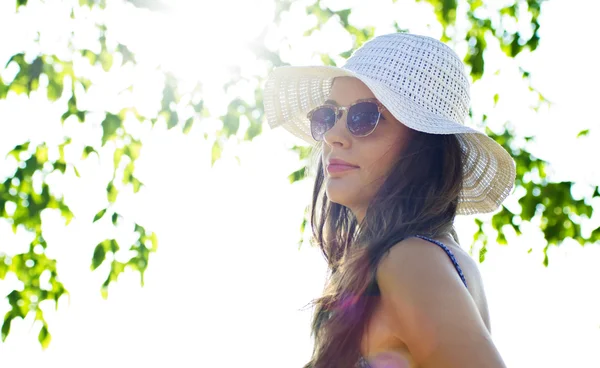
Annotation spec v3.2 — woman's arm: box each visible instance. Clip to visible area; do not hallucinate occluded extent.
[375,237,507,368]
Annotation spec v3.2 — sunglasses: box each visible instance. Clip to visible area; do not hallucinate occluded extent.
[307,98,387,141]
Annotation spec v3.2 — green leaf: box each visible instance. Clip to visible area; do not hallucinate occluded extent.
[167,110,179,129]
[53,161,67,173]
[16,0,28,9]
[211,140,222,167]
[149,232,158,251]
[306,3,334,25]
[91,242,107,270]
[47,77,64,101]
[288,167,306,183]
[336,9,352,27]
[10,56,45,95]
[35,144,48,164]
[339,50,353,59]
[290,145,312,160]
[93,208,107,222]
[114,148,124,171]
[7,141,30,160]
[101,113,121,145]
[320,54,336,66]
[116,44,135,65]
[120,155,131,183]
[0,257,7,279]
[0,79,8,98]
[111,212,120,225]
[577,129,589,138]
[106,181,118,203]
[82,145,97,159]
[346,25,375,49]
[76,110,86,122]
[478,243,487,263]
[58,138,71,163]
[134,223,145,236]
[124,139,142,160]
[298,211,308,249]
[193,100,204,113]
[81,49,97,65]
[392,21,409,34]
[61,94,83,122]
[465,31,486,81]
[183,117,194,134]
[99,49,113,72]
[543,244,550,267]
[500,4,517,17]
[222,113,240,137]
[131,177,143,193]
[244,121,262,141]
[1,312,12,342]
[161,75,178,112]
[59,202,74,225]
[38,324,51,349]
[101,281,109,300]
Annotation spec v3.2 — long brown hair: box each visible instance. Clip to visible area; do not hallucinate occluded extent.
[302,130,464,368]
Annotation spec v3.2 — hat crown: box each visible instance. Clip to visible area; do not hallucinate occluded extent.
[342,33,471,126]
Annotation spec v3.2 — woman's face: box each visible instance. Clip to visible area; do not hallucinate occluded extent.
[320,77,413,223]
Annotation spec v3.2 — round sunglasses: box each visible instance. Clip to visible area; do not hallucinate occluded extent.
[307,98,387,141]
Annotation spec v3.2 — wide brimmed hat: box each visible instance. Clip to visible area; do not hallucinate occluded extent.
[263,32,515,215]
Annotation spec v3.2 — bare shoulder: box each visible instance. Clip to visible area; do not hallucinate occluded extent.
[376,235,491,332]
[374,236,503,367]
[376,236,473,288]
[435,236,485,291]
[435,236,492,332]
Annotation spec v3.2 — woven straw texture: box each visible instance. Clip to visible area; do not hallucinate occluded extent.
[263,33,515,215]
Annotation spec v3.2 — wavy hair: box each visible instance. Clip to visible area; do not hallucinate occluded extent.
[302,130,464,368]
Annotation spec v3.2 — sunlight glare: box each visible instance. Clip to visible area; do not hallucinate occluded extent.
[154,0,275,84]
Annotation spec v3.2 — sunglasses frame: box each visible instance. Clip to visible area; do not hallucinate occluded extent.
[307,98,388,141]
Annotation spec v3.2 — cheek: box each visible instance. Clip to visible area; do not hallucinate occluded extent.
[361,140,403,178]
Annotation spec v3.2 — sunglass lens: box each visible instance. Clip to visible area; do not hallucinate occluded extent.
[347,102,380,136]
[310,107,337,141]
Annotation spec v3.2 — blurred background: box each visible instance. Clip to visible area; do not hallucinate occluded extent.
[0,0,599,367]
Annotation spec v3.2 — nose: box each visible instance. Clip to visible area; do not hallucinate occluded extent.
[322,108,351,146]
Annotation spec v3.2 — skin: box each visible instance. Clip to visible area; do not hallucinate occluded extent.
[373,235,505,368]
[319,77,505,368]
[320,77,413,224]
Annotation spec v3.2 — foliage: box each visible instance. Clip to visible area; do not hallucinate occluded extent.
[1,0,598,349]
[0,0,171,346]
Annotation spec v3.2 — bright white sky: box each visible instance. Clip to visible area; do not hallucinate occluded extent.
[0,0,599,367]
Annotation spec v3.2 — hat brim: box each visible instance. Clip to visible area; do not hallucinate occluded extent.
[263,65,515,215]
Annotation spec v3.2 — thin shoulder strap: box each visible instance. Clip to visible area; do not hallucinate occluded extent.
[414,235,468,288]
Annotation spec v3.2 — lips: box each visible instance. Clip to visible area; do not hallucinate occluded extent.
[327,158,359,167]
[326,164,359,174]
[326,158,359,175]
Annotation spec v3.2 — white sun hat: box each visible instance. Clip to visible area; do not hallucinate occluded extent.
[263,32,515,215]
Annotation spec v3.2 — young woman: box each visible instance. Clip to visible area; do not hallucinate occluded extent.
[263,33,515,368]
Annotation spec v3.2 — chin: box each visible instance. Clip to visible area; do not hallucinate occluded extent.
[325,181,358,207]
